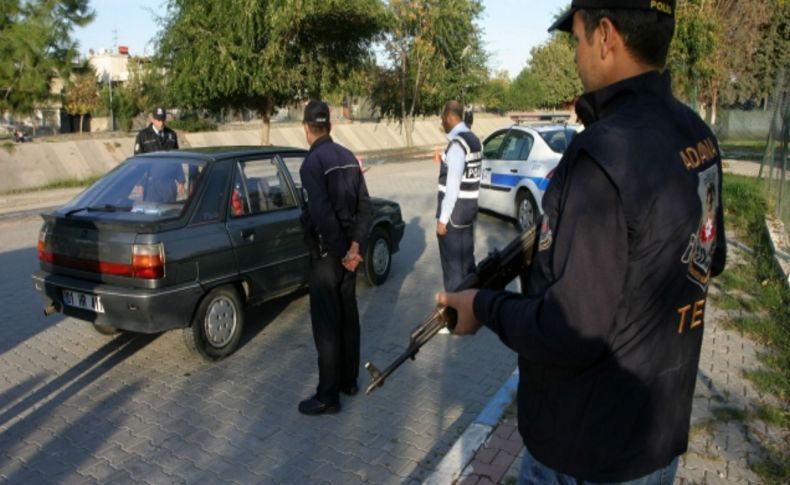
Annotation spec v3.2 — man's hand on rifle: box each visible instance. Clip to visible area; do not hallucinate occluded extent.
[436,289,483,335]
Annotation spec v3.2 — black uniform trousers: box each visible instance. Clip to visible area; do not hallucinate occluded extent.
[309,254,360,405]
[438,223,476,292]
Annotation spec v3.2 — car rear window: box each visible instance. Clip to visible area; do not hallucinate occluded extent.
[540,129,576,154]
[62,156,208,221]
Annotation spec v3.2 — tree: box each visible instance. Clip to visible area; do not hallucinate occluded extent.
[509,35,581,111]
[157,0,385,144]
[376,0,487,146]
[63,69,100,133]
[509,69,544,111]
[0,0,94,115]
[670,0,781,122]
[525,36,581,109]
[478,70,511,114]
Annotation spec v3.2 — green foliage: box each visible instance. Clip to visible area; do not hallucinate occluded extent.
[751,444,790,485]
[717,173,790,406]
[167,117,217,132]
[711,406,747,423]
[721,175,768,243]
[508,69,545,111]
[755,404,790,428]
[63,68,100,132]
[478,71,511,114]
[0,174,103,196]
[374,0,487,136]
[507,33,580,110]
[157,0,385,144]
[0,0,94,115]
[524,36,581,108]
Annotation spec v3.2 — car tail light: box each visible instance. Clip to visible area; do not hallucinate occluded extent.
[132,243,165,279]
[37,227,52,263]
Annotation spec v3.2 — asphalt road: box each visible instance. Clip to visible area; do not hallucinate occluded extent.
[0,159,521,484]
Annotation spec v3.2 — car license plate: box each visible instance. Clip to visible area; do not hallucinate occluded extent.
[62,289,105,313]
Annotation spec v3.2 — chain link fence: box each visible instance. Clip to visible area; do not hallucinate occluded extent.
[758,68,790,239]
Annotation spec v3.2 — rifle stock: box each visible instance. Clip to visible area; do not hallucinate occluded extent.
[365,226,538,394]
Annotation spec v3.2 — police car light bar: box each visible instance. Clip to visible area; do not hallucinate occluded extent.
[509,112,571,125]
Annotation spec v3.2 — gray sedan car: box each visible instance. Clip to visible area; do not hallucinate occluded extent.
[32,147,404,360]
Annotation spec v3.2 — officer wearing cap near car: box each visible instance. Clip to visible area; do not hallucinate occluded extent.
[298,100,373,415]
[438,1,726,483]
[134,107,179,154]
[133,107,183,203]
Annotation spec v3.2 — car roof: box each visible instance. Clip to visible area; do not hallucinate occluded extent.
[133,145,308,162]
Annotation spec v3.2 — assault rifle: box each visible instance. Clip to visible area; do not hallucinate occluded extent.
[364,225,538,395]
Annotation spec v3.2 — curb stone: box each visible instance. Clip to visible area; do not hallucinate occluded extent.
[424,369,519,484]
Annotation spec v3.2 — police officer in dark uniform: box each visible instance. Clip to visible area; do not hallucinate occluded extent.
[439,1,726,483]
[298,100,373,415]
[134,107,183,203]
[134,107,179,154]
[436,100,482,293]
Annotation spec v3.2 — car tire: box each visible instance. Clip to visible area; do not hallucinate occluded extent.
[364,226,391,286]
[92,322,120,336]
[183,285,244,361]
[515,190,539,231]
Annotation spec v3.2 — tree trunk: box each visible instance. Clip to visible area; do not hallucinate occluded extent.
[259,97,273,145]
[404,116,414,147]
[710,90,718,126]
[79,114,84,134]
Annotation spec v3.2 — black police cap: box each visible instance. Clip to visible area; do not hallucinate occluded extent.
[303,100,330,125]
[549,0,675,33]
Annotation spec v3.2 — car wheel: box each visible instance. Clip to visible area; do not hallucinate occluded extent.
[515,190,539,231]
[92,322,120,336]
[183,285,244,361]
[364,227,391,286]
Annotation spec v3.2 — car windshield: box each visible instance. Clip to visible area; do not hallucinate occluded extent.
[62,156,208,221]
[539,129,576,154]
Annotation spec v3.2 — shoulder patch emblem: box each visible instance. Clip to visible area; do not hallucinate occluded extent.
[681,166,720,289]
[538,215,553,252]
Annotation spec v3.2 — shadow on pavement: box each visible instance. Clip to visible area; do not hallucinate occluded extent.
[0,332,158,430]
[0,247,66,355]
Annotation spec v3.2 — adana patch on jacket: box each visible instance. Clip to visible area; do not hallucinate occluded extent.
[681,165,720,290]
[538,214,553,252]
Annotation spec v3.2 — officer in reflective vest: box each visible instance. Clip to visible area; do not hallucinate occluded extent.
[436,100,482,292]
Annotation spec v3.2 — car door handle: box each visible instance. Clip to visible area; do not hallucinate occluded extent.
[241,228,255,242]
[509,169,518,173]
[484,168,492,171]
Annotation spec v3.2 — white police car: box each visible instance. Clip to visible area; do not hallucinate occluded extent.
[479,118,580,230]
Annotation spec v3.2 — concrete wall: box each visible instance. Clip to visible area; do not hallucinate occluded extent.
[0,116,512,192]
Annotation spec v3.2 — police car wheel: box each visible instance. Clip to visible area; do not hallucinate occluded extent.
[515,190,538,231]
[364,227,391,286]
[184,285,244,361]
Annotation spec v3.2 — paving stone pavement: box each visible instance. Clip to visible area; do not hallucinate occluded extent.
[0,159,526,484]
[1,157,786,484]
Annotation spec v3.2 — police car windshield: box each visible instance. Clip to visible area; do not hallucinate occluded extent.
[539,129,576,154]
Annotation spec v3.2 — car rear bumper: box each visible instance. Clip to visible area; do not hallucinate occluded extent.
[32,270,205,333]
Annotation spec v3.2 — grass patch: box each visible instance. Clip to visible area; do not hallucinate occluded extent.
[719,139,776,161]
[719,174,790,408]
[751,444,790,485]
[712,406,747,423]
[689,418,715,440]
[754,404,790,428]
[2,141,14,154]
[0,174,102,196]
